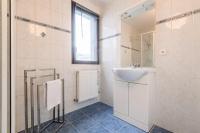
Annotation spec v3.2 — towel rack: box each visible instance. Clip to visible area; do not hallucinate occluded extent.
[24,68,65,133]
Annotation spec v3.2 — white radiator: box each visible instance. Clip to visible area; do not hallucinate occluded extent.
[75,70,99,102]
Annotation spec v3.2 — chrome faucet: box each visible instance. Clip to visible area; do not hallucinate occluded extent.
[129,64,140,68]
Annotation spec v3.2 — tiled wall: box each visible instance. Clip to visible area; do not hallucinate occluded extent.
[131,35,141,65]
[100,35,120,106]
[141,32,153,67]
[100,0,141,106]
[15,0,101,132]
[100,16,121,106]
[152,0,200,132]
[101,0,200,132]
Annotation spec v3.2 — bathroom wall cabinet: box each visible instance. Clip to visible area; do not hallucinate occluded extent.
[113,73,154,132]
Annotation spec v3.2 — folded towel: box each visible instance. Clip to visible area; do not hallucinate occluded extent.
[45,79,62,111]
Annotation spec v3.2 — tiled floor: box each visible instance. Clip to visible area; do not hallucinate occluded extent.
[19,102,172,133]
[150,126,173,133]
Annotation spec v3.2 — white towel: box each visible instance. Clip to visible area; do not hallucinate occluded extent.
[45,79,62,111]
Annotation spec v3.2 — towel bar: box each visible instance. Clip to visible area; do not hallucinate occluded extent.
[24,68,65,133]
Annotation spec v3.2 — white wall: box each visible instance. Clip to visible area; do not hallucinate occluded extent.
[100,0,142,106]
[100,36,120,106]
[15,0,102,132]
[152,0,200,132]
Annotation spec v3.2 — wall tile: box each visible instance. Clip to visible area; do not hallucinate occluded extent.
[171,0,200,16]
[60,0,71,32]
[15,0,101,132]
[51,12,63,28]
[171,16,195,70]
[35,0,51,10]
[154,1,200,132]
[192,13,200,78]
[156,0,172,21]
[35,41,53,60]
[52,45,65,60]
[16,59,36,77]
[61,13,70,30]
[16,113,25,132]
[16,95,25,116]
[35,7,52,26]
[50,0,62,14]
[16,21,36,41]
[16,0,35,20]
[17,39,36,59]
[16,76,24,96]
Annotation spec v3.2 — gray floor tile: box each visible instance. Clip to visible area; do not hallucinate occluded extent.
[150,126,173,133]
[100,115,129,132]
[84,124,111,133]
[18,102,171,133]
[65,110,86,122]
[72,115,98,132]
[57,123,79,133]
[44,122,61,132]
[117,124,146,133]
[87,110,110,122]
[80,104,102,115]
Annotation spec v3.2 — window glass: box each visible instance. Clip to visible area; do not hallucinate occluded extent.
[72,2,99,64]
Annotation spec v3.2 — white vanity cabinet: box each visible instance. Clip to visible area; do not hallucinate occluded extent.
[113,73,154,132]
[129,83,150,131]
[114,81,129,116]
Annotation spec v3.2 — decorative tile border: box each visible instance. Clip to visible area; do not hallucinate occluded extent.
[121,45,140,52]
[15,16,71,33]
[156,8,200,25]
[100,33,121,41]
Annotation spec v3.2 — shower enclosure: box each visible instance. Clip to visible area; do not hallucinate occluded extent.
[129,31,154,67]
[141,31,154,67]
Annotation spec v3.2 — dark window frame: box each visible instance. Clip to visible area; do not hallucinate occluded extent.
[71,1,100,64]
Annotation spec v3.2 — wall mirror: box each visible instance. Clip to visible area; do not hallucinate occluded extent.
[120,0,155,67]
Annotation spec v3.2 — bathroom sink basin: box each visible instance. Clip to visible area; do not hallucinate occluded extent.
[113,67,153,82]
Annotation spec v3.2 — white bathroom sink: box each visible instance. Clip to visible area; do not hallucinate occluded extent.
[113,67,154,82]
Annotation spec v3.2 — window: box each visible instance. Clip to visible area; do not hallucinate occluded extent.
[72,1,99,64]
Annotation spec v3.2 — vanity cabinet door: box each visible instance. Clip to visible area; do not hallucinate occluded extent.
[129,83,149,124]
[114,81,129,116]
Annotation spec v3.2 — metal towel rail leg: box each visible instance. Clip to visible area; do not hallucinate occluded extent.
[24,69,36,133]
[57,74,60,122]
[37,85,41,133]
[30,77,36,133]
[62,79,65,122]
[53,69,56,122]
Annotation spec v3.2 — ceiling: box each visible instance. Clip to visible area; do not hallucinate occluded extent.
[88,0,113,7]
